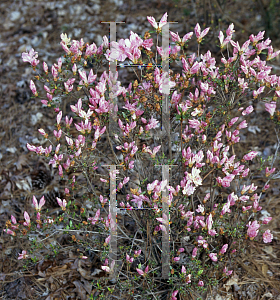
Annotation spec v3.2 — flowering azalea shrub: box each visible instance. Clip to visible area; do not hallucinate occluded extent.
[5,12,279,299]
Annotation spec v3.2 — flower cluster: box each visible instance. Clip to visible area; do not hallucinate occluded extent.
[6,12,278,299]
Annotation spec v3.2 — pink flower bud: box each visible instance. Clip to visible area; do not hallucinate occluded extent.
[30,80,38,96]
[228,117,239,127]
[209,253,217,262]
[263,229,273,243]
[198,280,204,287]
[57,111,62,125]
[43,62,48,73]
[265,167,276,177]
[262,217,272,224]
[265,102,276,117]
[192,247,198,259]
[219,244,228,254]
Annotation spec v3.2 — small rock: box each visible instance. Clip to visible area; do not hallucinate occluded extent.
[31,36,41,47]
[233,283,240,291]
[6,147,17,153]
[267,270,273,277]
[10,11,21,22]
[16,80,26,88]
[73,28,82,38]
[3,20,15,30]
[30,112,43,125]
[57,9,67,16]
[92,4,101,13]
[263,146,271,157]
[69,4,83,15]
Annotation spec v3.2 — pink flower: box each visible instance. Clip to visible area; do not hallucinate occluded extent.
[99,195,108,206]
[134,249,141,257]
[101,260,115,274]
[156,213,169,228]
[237,120,248,130]
[194,23,210,43]
[32,195,45,212]
[189,119,201,131]
[263,229,273,243]
[64,78,75,93]
[196,204,204,214]
[209,253,218,262]
[104,235,111,246]
[208,229,217,236]
[243,151,258,161]
[85,42,97,56]
[88,209,100,225]
[30,80,38,96]
[220,200,231,216]
[242,105,254,116]
[136,265,149,277]
[150,145,161,158]
[51,65,58,81]
[22,48,39,67]
[72,63,77,75]
[109,39,128,62]
[206,214,213,231]
[242,205,252,212]
[185,274,192,284]
[265,167,276,177]
[126,254,134,263]
[11,215,17,226]
[147,12,168,32]
[5,228,16,236]
[56,197,67,210]
[219,244,228,254]
[267,46,280,61]
[265,102,277,117]
[250,31,265,45]
[145,116,159,131]
[223,266,233,276]
[78,69,96,86]
[218,31,230,48]
[38,128,48,138]
[226,23,235,37]
[170,31,193,44]
[262,217,272,224]
[43,61,48,73]
[198,280,204,287]
[171,290,179,300]
[70,98,83,115]
[247,220,260,239]
[228,117,239,127]
[253,86,265,98]
[252,199,262,212]
[18,250,29,260]
[192,247,198,259]
[53,129,62,140]
[23,211,30,227]
[142,38,153,50]
[173,256,180,262]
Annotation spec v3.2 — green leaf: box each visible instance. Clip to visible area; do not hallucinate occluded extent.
[197,269,203,275]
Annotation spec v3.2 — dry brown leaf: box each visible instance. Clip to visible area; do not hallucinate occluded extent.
[262,263,269,276]
[80,278,93,294]
[73,280,87,300]
[77,260,92,280]
[224,274,239,292]
[14,154,28,171]
[263,245,273,254]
